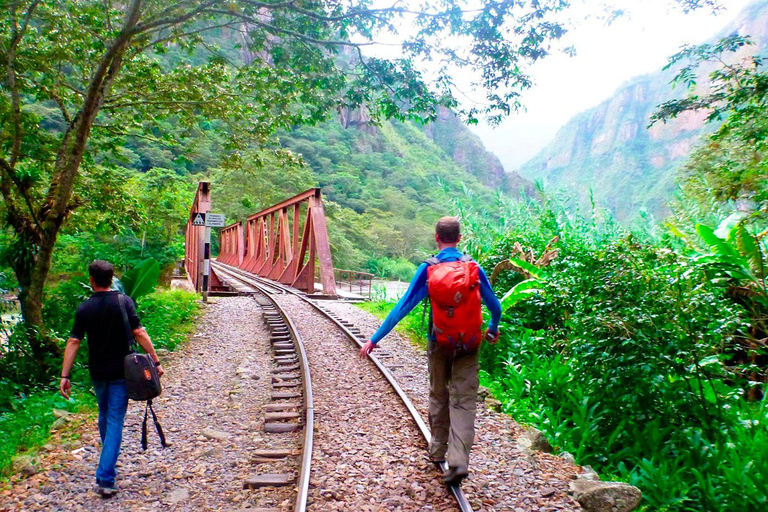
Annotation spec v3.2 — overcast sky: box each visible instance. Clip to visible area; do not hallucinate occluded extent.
[470,0,753,172]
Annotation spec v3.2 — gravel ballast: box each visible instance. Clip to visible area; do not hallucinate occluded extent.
[322,300,582,511]
[274,294,457,511]
[0,297,299,511]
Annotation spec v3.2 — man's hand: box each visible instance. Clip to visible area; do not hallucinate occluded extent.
[60,378,71,400]
[485,329,500,345]
[155,363,165,377]
[360,340,376,359]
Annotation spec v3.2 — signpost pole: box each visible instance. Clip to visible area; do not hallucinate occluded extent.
[202,225,211,303]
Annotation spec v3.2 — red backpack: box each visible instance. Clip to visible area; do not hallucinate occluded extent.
[426,255,483,351]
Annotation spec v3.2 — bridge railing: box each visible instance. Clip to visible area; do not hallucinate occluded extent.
[333,268,374,299]
[217,188,337,296]
[185,182,210,292]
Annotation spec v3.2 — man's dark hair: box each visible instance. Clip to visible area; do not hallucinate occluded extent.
[88,260,114,288]
[436,216,461,243]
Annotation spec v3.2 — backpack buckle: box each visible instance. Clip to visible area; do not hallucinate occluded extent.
[446,307,454,318]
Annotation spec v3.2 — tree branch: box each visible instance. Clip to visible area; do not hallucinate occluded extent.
[0,155,43,232]
[133,20,242,54]
[44,0,144,227]
[6,0,41,167]
[131,0,219,35]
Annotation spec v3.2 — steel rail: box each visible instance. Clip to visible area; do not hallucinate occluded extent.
[211,264,314,512]
[212,261,474,512]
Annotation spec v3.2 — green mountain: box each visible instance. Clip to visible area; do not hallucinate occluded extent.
[79,25,525,276]
[251,108,527,273]
[518,0,768,221]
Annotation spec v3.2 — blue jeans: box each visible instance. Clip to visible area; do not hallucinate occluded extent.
[92,379,128,488]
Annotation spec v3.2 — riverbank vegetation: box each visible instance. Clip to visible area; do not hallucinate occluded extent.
[364,36,768,508]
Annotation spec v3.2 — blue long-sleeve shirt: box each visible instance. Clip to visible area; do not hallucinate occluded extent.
[370,247,502,345]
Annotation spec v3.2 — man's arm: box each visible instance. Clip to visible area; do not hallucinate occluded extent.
[60,337,81,399]
[360,263,429,358]
[133,327,165,376]
[478,266,502,342]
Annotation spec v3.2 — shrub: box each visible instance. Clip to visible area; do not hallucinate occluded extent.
[0,387,95,477]
[136,289,200,351]
[367,257,419,282]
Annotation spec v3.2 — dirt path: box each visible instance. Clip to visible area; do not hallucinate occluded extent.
[1,297,297,511]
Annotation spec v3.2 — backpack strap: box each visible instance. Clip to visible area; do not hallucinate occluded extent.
[142,399,168,451]
[459,254,474,262]
[425,257,441,266]
[118,294,137,352]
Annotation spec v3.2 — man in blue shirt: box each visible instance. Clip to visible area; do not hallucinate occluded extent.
[361,217,502,486]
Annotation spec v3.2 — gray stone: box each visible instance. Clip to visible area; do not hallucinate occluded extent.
[50,417,67,431]
[560,451,576,464]
[484,397,502,412]
[525,427,553,453]
[477,385,491,401]
[200,446,223,458]
[579,465,601,481]
[201,428,232,441]
[11,455,36,477]
[52,409,72,419]
[167,487,190,504]
[571,480,642,512]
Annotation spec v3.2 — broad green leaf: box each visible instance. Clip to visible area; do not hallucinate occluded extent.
[735,225,765,279]
[500,279,541,311]
[715,212,746,241]
[665,223,688,241]
[508,258,544,280]
[696,224,740,259]
[122,259,161,300]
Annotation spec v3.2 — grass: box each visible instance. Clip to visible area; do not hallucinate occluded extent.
[0,287,200,478]
[356,299,428,349]
[0,388,95,477]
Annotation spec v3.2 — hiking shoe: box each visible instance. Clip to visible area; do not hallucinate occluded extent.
[442,466,469,486]
[96,485,118,498]
[428,454,446,464]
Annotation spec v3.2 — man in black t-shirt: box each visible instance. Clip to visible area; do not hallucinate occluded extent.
[60,260,164,498]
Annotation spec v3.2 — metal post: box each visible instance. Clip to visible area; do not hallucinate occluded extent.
[202,226,211,302]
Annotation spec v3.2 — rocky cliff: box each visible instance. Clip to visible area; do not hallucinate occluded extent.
[422,107,532,193]
[519,0,768,220]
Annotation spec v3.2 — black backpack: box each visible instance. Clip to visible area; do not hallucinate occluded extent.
[118,294,168,450]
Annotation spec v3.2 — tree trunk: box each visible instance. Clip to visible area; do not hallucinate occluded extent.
[13,229,62,365]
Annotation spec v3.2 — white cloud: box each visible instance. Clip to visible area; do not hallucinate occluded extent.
[471,0,752,171]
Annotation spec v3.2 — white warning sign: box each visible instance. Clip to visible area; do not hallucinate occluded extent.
[205,213,226,227]
[191,213,206,226]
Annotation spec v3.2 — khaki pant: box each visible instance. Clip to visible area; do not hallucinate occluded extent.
[427,342,479,470]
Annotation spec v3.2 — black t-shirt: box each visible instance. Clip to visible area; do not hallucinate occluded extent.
[70,291,142,381]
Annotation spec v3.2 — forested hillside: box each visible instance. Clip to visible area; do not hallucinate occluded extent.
[212,106,524,276]
[519,0,768,220]
[31,25,521,280]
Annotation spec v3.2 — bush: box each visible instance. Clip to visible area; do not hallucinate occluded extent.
[468,193,766,509]
[0,387,95,477]
[136,289,200,351]
[367,257,418,281]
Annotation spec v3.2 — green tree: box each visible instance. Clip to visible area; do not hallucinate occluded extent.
[0,0,577,363]
[0,0,723,363]
[653,35,768,223]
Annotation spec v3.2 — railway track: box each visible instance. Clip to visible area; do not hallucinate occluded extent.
[219,271,315,511]
[212,260,473,512]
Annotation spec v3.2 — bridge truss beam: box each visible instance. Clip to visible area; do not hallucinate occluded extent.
[218,188,337,296]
